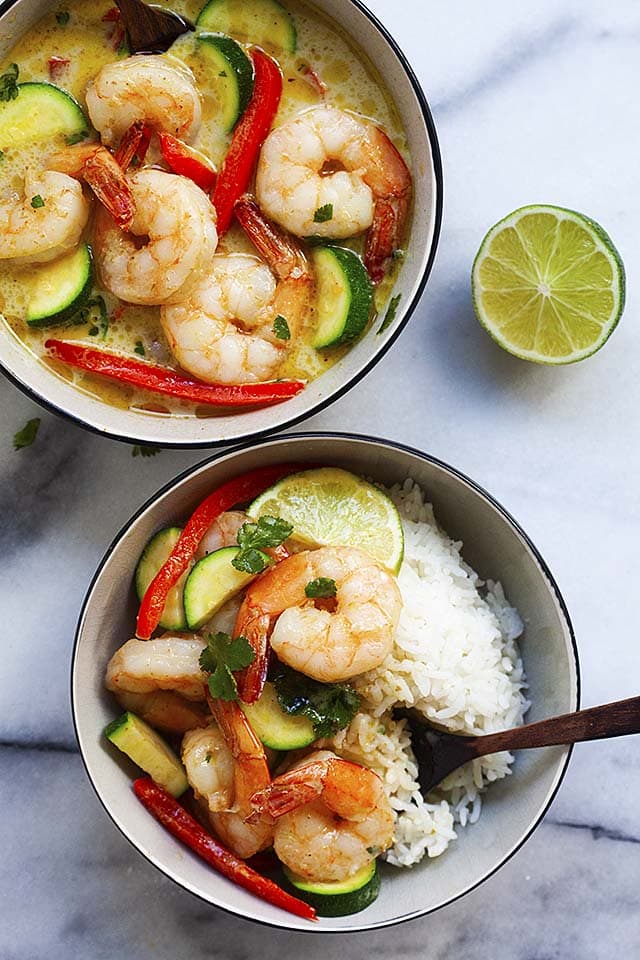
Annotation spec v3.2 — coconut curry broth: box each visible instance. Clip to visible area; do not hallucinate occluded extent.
[0,0,410,416]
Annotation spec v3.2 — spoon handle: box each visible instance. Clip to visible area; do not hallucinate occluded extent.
[472,696,640,757]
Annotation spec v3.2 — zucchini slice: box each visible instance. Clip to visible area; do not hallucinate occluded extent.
[183,545,270,630]
[104,711,189,797]
[312,246,374,348]
[0,82,88,150]
[241,681,315,750]
[26,244,93,327]
[196,0,297,54]
[198,32,254,131]
[284,861,380,917]
[135,527,189,632]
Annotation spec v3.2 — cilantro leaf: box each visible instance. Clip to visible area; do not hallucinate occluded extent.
[232,516,293,574]
[0,64,19,102]
[313,203,333,223]
[305,577,337,599]
[0,150,4,161]
[273,315,290,341]
[272,664,360,738]
[199,632,255,702]
[13,417,40,450]
[132,445,160,458]
[55,10,70,24]
[377,293,401,335]
[30,195,45,209]
[134,340,145,356]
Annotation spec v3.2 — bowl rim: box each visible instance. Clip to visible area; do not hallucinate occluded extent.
[71,431,581,932]
[0,0,444,448]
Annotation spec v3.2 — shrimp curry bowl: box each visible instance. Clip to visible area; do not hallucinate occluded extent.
[0,0,441,445]
[73,436,578,930]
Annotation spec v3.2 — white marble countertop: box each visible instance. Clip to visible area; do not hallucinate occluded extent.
[1,0,639,956]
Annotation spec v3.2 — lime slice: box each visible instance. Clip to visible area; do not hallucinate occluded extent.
[247,467,404,573]
[472,204,625,364]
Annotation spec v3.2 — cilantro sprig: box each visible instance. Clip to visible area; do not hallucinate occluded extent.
[313,203,333,224]
[199,632,256,701]
[272,315,291,341]
[232,515,293,574]
[13,417,40,450]
[272,664,360,738]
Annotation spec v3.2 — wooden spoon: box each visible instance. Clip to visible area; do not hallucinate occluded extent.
[395,696,640,795]
[114,0,194,54]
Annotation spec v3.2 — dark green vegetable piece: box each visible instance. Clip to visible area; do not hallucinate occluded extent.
[273,315,291,340]
[200,632,255,701]
[377,293,401,334]
[272,664,360,738]
[56,10,70,24]
[313,203,333,223]
[305,577,337,599]
[13,417,40,450]
[0,64,19,102]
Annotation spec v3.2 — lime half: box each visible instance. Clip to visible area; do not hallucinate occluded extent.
[247,467,404,573]
[472,204,625,364]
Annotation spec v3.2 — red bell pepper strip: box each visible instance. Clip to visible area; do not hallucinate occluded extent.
[158,132,217,193]
[48,56,70,81]
[212,48,283,235]
[45,340,305,408]
[133,777,317,922]
[136,463,304,639]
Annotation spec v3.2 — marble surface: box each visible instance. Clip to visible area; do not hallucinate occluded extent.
[1,0,639,955]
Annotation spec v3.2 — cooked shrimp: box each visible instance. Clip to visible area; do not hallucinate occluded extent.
[49,142,135,229]
[94,168,218,305]
[85,55,201,147]
[251,750,394,882]
[105,635,207,701]
[114,690,209,734]
[182,699,274,858]
[161,196,312,383]
[256,105,411,281]
[195,511,249,559]
[235,546,402,702]
[0,171,89,263]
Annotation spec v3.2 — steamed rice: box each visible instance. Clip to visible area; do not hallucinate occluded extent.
[329,478,529,868]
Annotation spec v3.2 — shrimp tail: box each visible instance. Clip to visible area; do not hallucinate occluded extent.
[251,762,327,818]
[115,120,152,171]
[49,143,135,230]
[234,195,310,282]
[234,600,273,704]
[364,195,409,284]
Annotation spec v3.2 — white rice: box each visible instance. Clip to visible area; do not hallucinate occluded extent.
[329,478,529,867]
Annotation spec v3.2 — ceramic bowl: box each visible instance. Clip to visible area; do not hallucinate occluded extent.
[0,0,442,446]
[72,433,579,932]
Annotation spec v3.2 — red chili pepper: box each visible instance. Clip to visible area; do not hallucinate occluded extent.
[48,56,70,80]
[101,7,120,21]
[136,463,304,639]
[212,48,283,235]
[133,778,317,922]
[158,132,217,193]
[45,340,305,409]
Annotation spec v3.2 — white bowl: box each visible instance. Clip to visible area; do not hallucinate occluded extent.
[72,433,579,932]
[0,0,442,446]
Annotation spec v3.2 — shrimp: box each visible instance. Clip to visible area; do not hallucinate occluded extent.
[182,699,274,858]
[0,171,89,264]
[160,196,312,384]
[195,511,250,559]
[85,55,201,147]
[94,168,218,305]
[251,750,394,883]
[256,105,412,282]
[234,546,403,702]
[105,635,207,700]
[48,141,136,229]
[114,690,210,734]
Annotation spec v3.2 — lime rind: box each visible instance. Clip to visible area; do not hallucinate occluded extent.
[472,204,625,365]
[247,467,404,574]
